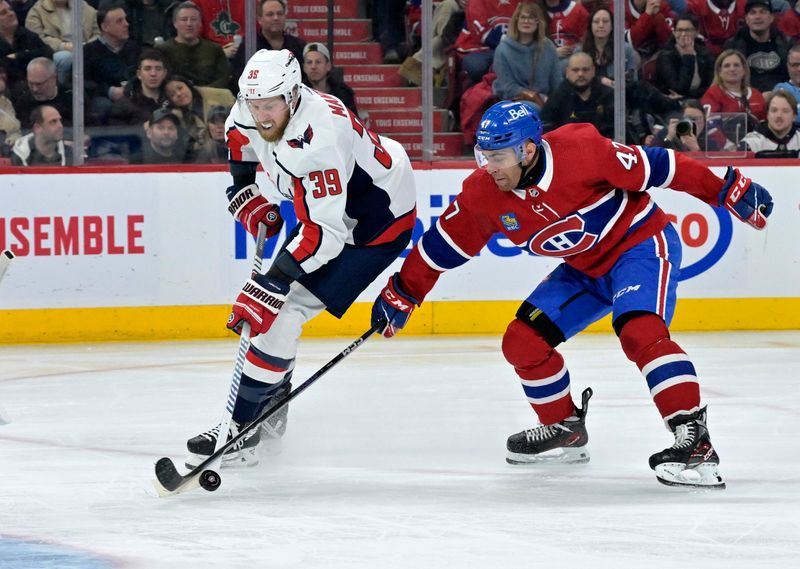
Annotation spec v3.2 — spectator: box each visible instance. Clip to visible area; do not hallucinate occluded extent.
[778,0,800,40]
[492,2,560,108]
[702,49,766,147]
[120,0,175,47]
[578,6,638,88]
[771,44,800,124]
[155,1,229,88]
[723,0,790,93]
[302,42,358,115]
[13,56,72,128]
[453,0,518,85]
[654,13,714,99]
[193,0,243,57]
[686,0,744,56]
[0,0,53,86]
[205,103,226,163]
[540,51,614,136]
[25,0,100,85]
[231,0,306,92]
[164,74,233,162]
[10,103,71,165]
[652,98,727,151]
[0,65,22,153]
[108,48,168,126]
[543,0,588,65]
[740,89,800,152]
[372,0,405,63]
[84,2,140,124]
[130,106,189,164]
[398,0,463,86]
[702,49,767,121]
[625,0,675,61]
[9,0,37,22]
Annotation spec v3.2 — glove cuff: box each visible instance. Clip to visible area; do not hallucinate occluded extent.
[390,274,420,307]
[227,184,264,219]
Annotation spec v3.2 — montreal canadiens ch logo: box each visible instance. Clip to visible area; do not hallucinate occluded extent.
[527,215,598,257]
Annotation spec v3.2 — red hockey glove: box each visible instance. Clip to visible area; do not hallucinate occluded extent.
[227,184,283,238]
[718,167,773,230]
[371,274,419,338]
[227,274,290,338]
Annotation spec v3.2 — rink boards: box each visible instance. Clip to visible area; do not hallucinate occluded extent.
[0,163,798,342]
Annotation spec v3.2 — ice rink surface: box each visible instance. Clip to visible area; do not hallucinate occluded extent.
[0,331,798,568]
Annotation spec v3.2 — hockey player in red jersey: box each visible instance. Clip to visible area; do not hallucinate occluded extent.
[184,49,416,469]
[371,101,774,489]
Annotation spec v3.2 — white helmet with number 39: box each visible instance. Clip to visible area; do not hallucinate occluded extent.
[238,49,302,116]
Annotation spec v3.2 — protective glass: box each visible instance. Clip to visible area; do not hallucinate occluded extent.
[473,145,524,169]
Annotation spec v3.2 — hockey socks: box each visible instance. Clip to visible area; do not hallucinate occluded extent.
[618,314,700,420]
[502,319,575,425]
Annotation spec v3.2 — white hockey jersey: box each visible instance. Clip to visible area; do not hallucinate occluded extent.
[225,86,417,275]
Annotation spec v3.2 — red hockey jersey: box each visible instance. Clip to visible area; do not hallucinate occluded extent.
[701,83,767,120]
[398,124,728,302]
[454,0,517,53]
[687,0,743,56]
[546,1,589,49]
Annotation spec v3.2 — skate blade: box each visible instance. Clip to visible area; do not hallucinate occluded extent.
[506,446,590,465]
[184,449,259,470]
[654,462,726,490]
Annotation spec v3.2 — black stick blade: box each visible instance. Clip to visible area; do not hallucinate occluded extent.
[155,457,183,491]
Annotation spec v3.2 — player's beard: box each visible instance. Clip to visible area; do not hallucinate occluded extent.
[255,117,289,143]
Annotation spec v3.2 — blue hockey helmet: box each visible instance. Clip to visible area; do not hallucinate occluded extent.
[474,101,542,168]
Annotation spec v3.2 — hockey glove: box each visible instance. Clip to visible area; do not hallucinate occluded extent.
[372,274,419,338]
[227,183,283,238]
[228,274,290,338]
[718,167,773,230]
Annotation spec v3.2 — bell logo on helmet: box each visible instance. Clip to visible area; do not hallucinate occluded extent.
[508,107,530,120]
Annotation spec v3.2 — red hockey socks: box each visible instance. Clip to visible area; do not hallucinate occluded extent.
[502,319,575,425]
[618,314,700,420]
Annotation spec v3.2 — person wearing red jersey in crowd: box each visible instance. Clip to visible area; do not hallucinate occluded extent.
[371,100,774,489]
[625,0,675,61]
[193,0,245,58]
[702,48,767,148]
[453,0,518,84]
[778,0,800,40]
[542,0,588,64]
[687,0,744,56]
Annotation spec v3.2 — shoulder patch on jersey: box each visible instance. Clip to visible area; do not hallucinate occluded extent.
[500,212,521,231]
[287,124,314,149]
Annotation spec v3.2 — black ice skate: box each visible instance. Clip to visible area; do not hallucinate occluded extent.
[506,387,593,465]
[649,407,725,490]
[185,420,261,469]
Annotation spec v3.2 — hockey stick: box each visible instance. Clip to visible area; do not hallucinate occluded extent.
[205,223,268,475]
[153,323,382,496]
[0,250,15,425]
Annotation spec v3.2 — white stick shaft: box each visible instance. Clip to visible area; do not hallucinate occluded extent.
[0,250,14,283]
[0,250,15,423]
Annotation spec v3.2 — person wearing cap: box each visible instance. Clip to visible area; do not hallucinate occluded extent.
[205,103,228,163]
[132,106,191,164]
[230,0,306,93]
[722,0,791,92]
[302,42,358,116]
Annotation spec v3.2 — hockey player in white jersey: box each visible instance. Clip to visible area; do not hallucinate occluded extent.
[186,49,417,468]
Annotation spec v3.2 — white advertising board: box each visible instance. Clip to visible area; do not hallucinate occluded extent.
[1,165,798,310]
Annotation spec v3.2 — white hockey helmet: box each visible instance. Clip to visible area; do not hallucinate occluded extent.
[238,49,302,116]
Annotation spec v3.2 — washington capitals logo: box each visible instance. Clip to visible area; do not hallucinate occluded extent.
[287,124,314,149]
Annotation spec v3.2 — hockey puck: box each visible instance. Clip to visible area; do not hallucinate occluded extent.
[199,469,221,492]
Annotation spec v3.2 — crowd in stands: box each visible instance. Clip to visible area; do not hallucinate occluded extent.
[4,0,800,166]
